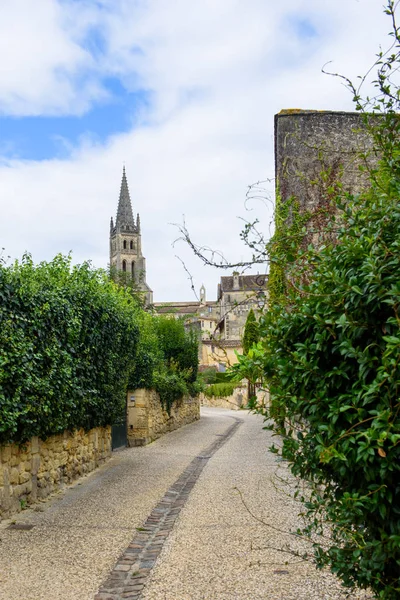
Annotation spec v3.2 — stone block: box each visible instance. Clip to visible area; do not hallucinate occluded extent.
[31,455,41,475]
[1,445,11,464]
[19,471,31,485]
[9,467,20,485]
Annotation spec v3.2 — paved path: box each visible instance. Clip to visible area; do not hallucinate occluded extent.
[0,408,372,600]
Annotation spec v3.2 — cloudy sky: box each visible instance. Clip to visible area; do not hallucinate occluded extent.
[0,0,393,301]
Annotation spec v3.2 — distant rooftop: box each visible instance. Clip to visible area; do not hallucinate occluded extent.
[219,274,267,293]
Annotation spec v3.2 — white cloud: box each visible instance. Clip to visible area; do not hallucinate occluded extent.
[0,0,106,115]
[0,0,395,300]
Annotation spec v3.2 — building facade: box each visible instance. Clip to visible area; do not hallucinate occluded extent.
[154,274,267,370]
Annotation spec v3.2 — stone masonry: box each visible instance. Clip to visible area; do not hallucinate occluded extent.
[0,426,111,521]
[127,389,200,447]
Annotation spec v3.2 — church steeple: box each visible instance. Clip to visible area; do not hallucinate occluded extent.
[109,167,153,305]
[115,166,136,232]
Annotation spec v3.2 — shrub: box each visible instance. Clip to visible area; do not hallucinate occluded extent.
[242,308,259,355]
[0,254,140,444]
[129,314,200,412]
[204,382,236,399]
[259,124,400,597]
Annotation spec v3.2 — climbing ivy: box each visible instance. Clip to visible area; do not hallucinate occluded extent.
[267,189,311,304]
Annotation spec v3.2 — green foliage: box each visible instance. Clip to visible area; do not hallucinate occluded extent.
[0,255,201,443]
[129,314,200,413]
[242,309,259,355]
[267,191,310,304]
[152,368,189,410]
[204,382,236,399]
[215,371,234,383]
[128,311,162,390]
[199,368,218,384]
[261,176,400,597]
[231,7,400,597]
[0,254,140,444]
[155,317,198,383]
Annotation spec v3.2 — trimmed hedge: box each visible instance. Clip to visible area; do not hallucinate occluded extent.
[0,254,140,444]
[204,382,236,399]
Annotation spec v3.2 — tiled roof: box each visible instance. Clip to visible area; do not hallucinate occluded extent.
[153,300,218,315]
[220,274,267,292]
[154,303,199,314]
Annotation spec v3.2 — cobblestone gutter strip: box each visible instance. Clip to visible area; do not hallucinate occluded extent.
[94,416,243,600]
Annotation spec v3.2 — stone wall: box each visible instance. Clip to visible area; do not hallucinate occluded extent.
[0,426,111,521]
[127,389,200,446]
[200,385,268,411]
[275,110,376,215]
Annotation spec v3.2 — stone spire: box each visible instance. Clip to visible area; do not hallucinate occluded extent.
[116,166,135,230]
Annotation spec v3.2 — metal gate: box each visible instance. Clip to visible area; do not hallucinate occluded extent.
[111,419,127,450]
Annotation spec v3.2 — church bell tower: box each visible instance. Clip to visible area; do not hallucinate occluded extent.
[109,167,153,304]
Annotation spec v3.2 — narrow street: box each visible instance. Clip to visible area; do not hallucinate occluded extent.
[0,408,372,600]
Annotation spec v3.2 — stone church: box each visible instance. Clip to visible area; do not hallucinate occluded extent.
[109,167,153,305]
[109,167,267,370]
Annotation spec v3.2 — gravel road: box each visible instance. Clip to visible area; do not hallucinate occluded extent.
[0,408,373,600]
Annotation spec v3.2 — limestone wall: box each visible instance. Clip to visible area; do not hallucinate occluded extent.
[275,110,376,214]
[200,385,268,411]
[0,427,111,521]
[127,389,200,446]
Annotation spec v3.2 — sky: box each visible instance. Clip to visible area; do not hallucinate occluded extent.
[0,0,394,301]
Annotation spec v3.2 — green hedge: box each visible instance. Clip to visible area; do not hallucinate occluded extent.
[204,382,236,399]
[129,314,199,413]
[0,254,140,444]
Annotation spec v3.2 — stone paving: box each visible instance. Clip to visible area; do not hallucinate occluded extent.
[94,417,242,599]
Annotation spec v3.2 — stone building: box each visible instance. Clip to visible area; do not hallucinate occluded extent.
[154,273,267,370]
[109,167,153,304]
[275,110,377,245]
[108,172,266,371]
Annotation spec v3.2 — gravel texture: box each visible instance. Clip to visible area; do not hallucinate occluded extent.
[0,408,375,600]
[0,408,235,600]
[141,410,374,600]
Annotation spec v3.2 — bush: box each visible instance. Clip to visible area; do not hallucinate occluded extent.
[215,371,234,383]
[155,316,199,383]
[242,308,259,355]
[199,367,218,384]
[0,254,140,444]
[129,314,200,413]
[204,382,236,399]
[260,138,400,597]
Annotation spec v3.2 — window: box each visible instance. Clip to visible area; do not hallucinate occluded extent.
[122,260,126,272]
[123,240,127,249]
[130,240,133,250]
[131,262,135,277]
